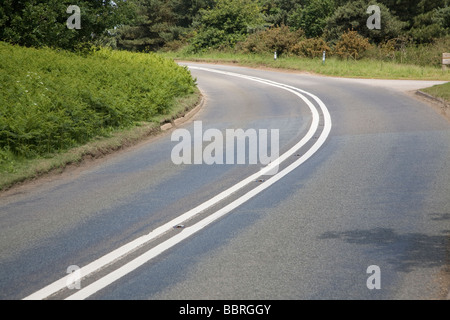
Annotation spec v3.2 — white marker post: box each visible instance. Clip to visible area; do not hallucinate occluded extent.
[322,51,326,65]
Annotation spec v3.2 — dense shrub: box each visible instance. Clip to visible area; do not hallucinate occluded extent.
[334,29,372,60]
[0,42,196,160]
[291,37,331,58]
[238,25,304,56]
[364,35,450,67]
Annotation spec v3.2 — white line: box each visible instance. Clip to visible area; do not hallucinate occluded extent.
[24,66,331,300]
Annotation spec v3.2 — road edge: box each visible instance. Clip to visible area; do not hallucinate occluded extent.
[415,90,450,123]
[0,91,205,195]
[160,93,206,131]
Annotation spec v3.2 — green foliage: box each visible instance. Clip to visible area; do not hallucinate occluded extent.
[408,6,450,43]
[291,37,331,57]
[116,0,214,52]
[288,0,335,38]
[161,49,450,80]
[0,0,134,51]
[0,42,196,164]
[421,81,450,104]
[324,0,406,44]
[259,0,305,26]
[334,29,372,60]
[375,0,447,26]
[190,0,265,51]
[113,0,449,55]
[238,25,304,55]
[117,0,176,51]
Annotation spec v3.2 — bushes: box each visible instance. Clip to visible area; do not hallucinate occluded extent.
[334,29,372,60]
[238,27,371,60]
[291,37,331,58]
[0,42,196,162]
[178,0,448,64]
[235,25,447,66]
[238,25,304,56]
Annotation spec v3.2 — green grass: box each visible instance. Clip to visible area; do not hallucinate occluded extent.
[421,82,450,103]
[0,89,201,191]
[0,42,199,190]
[161,50,450,81]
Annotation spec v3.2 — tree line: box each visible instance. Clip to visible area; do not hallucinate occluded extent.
[1,0,449,52]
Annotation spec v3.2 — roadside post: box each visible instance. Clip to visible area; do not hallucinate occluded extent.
[443,53,450,71]
[322,51,326,65]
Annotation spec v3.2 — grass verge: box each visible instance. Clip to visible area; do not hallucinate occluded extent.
[420,82,450,103]
[0,88,202,192]
[160,50,450,81]
[0,42,201,191]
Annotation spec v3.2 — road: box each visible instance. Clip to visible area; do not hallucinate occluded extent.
[0,63,449,300]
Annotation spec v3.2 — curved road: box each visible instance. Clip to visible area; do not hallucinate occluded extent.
[0,63,449,300]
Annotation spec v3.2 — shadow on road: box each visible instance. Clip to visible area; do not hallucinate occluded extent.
[319,215,450,273]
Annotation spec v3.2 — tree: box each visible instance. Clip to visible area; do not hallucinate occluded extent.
[171,0,215,28]
[0,0,133,50]
[287,0,334,38]
[331,0,447,29]
[190,0,265,51]
[259,0,305,27]
[117,0,214,51]
[324,0,406,44]
[377,0,446,27]
[117,0,176,51]
[408,6,450,43]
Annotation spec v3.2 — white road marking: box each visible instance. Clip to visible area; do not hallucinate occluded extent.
[24,66,332,300]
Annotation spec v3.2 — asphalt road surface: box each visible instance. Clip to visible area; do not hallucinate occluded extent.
[1,63,449,300]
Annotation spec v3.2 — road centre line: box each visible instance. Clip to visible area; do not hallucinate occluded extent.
[24,67,331,300]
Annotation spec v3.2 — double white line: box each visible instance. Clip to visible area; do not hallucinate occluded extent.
[24,66,332,300]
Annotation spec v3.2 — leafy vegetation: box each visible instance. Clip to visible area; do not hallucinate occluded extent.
[334,29,372,60]
[190,0,265,51]
[0,0,135,51]
[162,49,449,80]
[238,25,304,55]
[323,0,406,44]
[0,42,196,172]
[421,82,450,103]
[2,1,449,66]
[0,0,449,189]
[98,0,449,72]
[288,0,335,38]
[291,37,331,58]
